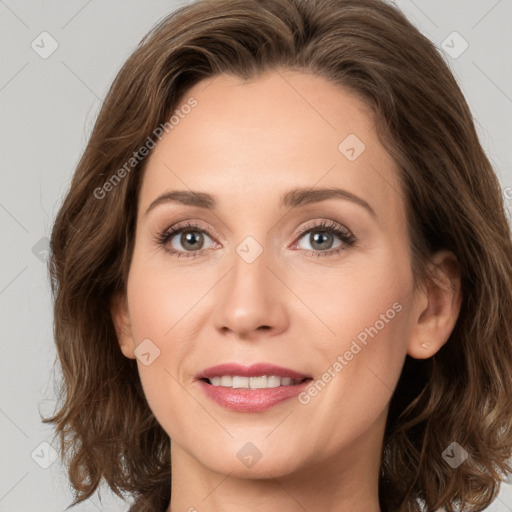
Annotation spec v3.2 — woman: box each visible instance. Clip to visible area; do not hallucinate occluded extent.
[43,0,512,511]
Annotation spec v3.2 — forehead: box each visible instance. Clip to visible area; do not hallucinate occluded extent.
[139,70,404,224]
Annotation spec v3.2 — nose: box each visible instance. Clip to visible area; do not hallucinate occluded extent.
[213,243,289,340]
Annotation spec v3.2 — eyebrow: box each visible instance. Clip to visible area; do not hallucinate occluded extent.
[145,187,376,218]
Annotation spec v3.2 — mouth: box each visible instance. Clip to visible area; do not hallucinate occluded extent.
[202,375,309,389]
[196,363,313,412]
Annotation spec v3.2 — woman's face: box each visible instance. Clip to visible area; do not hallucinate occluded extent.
[115,70,428,481]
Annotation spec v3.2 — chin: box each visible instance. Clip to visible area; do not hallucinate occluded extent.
[194,441,306,479]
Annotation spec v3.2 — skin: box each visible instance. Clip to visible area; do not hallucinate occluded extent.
[112,70,461,512]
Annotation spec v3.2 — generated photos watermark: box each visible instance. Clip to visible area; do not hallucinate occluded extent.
[93,96,198,200]
[298,301,403,405]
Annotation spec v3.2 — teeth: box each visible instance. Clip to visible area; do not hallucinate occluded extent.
[248,375,267,389]
[266,376,281,388]
[220,376,232,387]
[207,375,301,389]
[233,376,249,388]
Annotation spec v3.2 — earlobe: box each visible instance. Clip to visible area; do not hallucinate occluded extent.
[111,293,136,359]
[407,250,462,359]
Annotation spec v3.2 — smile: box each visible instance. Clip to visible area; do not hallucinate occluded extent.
[196,363,313,412]
[206,375,306,388]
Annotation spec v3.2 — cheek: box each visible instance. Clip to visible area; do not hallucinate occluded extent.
[293,244,412,359]
[293,247,413,420]
[126,247,215,342]
[124,251,213,431]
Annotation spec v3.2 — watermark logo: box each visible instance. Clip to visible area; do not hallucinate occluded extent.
[236,236,264,264]
[442,442,469,469]
[237,442,263,468]
[441,31,469,60]
[31,236,50,263]
[31,32,59,59]
[338,134,366,161]
[31,441,58,469]
[134,338,161,366]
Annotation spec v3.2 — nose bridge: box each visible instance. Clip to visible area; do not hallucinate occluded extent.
[232,237,271,296]
[212,233,288,336]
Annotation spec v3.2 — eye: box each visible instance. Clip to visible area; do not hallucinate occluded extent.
[156,219,356,259]
[156,222,219,258]
[293,220,356,257]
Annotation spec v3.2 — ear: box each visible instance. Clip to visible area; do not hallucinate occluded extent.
[407,250,462,359]
[111,293,136,359]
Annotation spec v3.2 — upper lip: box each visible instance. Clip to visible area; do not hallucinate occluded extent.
[196,363,311,381]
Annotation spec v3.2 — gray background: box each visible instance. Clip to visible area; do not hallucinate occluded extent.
[1,0,511,510]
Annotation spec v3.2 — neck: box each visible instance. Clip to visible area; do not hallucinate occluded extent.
[166,418,384,512]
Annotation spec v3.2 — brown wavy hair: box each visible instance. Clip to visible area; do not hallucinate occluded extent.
[43,0,512,510]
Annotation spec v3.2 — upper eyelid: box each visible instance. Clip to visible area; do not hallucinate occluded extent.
[296,219,351,235]
[164,220,221,242]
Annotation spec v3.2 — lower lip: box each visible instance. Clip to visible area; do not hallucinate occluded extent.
[197,379,311,412]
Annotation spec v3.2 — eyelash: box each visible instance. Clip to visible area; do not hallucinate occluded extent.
[155,220,357,259]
